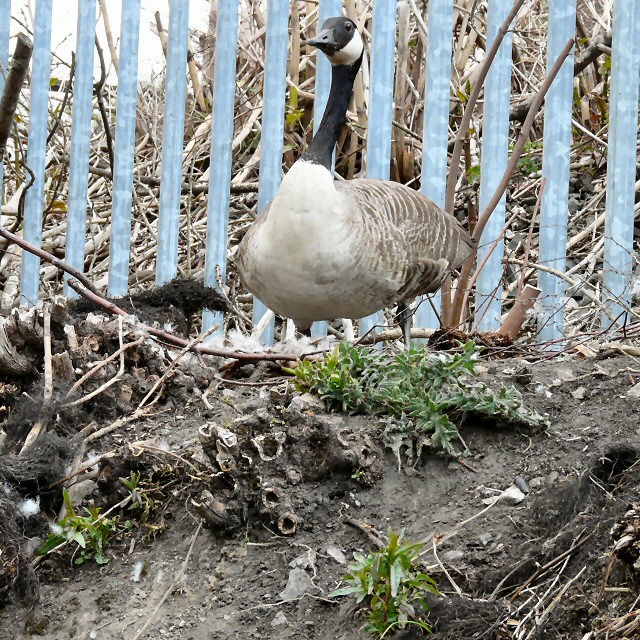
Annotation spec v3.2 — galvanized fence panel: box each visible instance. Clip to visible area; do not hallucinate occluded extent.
[416,0,454,331]
[3,0,639,347]
[203,0,240,335]
[309,0,342,339]
[474,0,514,332]
[64,0,97,297]
[602,0,640,327]
[156,0,190,287]
[252,0,290,345]
[537,0,576,345]
[20,0,53,305]
[107,0,141,297]
[359,0,397,337]
[0,0,11,199]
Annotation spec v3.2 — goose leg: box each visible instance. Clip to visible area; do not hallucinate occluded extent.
[396,302,412,347]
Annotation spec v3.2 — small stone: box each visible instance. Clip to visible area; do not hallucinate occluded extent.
[514,476,529,494]
[288,393,324,414]
[500,485,526,505]
[529,476,544,489]
[271,612,288,627]
[289,549,317,571]
[279,568,318,601]
[628,383,640,399]
[66,480,97,507]
[478,533,494,547]
[443,550,464,562]
[547,471,559,485]
[571,386,587,400]
[326,545,347,565]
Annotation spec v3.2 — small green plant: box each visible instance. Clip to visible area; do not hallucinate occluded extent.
[285,85,305,129]
[119,471,167,539]
[38,488,113,565]
[466,163,481,184]
[287,341,546,457]
[351,469,364,482]
[331,529,439,637]
[515,139,543,175]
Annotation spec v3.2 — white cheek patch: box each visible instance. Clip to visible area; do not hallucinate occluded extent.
[331,30,364,66]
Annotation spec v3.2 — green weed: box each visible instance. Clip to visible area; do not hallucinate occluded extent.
[331,529,439,637]
[37,488,113,565]
[287,341,546,457]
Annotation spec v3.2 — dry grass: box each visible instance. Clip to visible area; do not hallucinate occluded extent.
[0,0,637,341]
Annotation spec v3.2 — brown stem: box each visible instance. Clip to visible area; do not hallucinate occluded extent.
[67,279,302,363]
[0,33,33,156]
[445,0,527,215]
[497,284,541,339]
[0,224,101,295]
[509,28,612,122]
[517,178,545,297]
[450,37,576,327]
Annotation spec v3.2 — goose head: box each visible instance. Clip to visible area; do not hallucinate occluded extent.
[308,17,364,67]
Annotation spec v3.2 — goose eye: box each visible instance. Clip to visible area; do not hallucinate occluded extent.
[345,22,353,31]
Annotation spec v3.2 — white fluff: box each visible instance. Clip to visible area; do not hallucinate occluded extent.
[19,496,41,517]
[130,561,144,582]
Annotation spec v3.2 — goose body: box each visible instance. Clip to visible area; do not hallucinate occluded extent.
[237,17,473,335]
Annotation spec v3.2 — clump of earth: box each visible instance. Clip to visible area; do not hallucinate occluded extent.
[1,301,640,640]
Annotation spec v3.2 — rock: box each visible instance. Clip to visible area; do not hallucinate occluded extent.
[443,550,464,562]
[271,612,288,627]
[572,386,587,400]
[279,568,318,601]
[326,545,347,565]
[288,393,324,414]
[529,476,544,489]
[478,533,493,547]
[289,549,317,571]
[500,485,526,505]
[628,383,640,399]
[514,476,529,494]
[66,479,97,507]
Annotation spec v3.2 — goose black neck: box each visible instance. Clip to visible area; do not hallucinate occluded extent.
[301,55,362,170]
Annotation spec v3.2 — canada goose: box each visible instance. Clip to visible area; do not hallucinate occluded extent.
[237,16,473,344]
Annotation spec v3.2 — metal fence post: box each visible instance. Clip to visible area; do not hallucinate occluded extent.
[203,0,240,336]
[156,0,190,287]
[359,0,397,338]
[416,0,454,331]
[309,0,342,339]
[107,0,141,297]
[474,0,514,331]
[253,0,290,345]
[537,0,576,345]
[602,0,640,327]
[20,0,53,305]
[65,0,97,297]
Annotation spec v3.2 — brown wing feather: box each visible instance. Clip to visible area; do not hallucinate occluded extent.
[336,179,474,301]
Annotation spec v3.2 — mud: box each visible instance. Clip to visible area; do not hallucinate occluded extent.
[1,343,640,639]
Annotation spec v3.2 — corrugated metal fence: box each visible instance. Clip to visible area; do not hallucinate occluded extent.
[0,0,639,345]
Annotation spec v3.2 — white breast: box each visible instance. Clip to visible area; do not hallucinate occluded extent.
[242,161,392,325]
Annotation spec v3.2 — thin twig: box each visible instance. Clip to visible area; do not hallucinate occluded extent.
[66,316,127,407]
[130,521,203,640]
[450,37,576,326]
[19,306,52,453]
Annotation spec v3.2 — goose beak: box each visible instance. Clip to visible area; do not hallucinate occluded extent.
[308,27,339,52]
